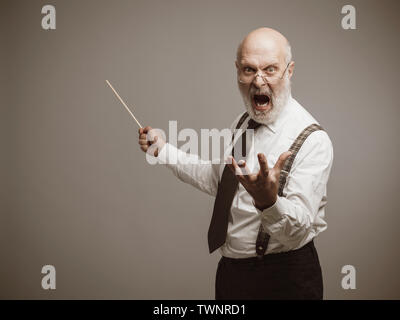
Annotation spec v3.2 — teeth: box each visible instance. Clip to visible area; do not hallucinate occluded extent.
[254,95,270,107]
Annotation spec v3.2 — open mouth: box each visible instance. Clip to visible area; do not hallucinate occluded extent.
[252,94,271,111]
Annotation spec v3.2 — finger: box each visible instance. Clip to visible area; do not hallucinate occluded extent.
[226,156,239,174]
[274,151,292,172]
[139,139,148,145]
[147,128,160,143]
[227,157,245,178]
[146,131,156,143]
[139,133,147,140]
[143,126,152,133]
[237,160,252,178]
[257,153,269,176]
[139,128,143,134]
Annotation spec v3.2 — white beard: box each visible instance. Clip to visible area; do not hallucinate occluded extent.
[241,76,291,126]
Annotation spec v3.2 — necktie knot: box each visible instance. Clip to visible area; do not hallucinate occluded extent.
[247,119,261,130]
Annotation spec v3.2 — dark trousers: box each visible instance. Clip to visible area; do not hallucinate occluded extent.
[215,240,323,300]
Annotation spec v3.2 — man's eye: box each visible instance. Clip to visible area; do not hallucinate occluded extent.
[244,67,254,73]
[266,66,276,73]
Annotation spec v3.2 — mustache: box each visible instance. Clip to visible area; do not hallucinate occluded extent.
[249,86,273,97]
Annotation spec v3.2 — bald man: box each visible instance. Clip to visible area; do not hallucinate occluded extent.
[138,28,333,300]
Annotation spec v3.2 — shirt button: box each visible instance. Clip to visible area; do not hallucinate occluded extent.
[258,246,263,251]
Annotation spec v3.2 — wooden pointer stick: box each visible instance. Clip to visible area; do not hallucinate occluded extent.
[105,80,143,128]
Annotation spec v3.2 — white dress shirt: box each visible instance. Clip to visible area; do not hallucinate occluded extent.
[157,96,334,258]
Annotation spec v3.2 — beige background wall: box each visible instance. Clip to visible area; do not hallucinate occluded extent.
[1,0,399,299]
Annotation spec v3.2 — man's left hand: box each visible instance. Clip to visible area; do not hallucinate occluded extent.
[227,151,292,210]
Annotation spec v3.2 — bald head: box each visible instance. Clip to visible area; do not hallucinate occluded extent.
[236,27,292,64]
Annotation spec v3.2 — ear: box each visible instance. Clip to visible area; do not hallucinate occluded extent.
[288,61,295,79]
[235,60,239,70]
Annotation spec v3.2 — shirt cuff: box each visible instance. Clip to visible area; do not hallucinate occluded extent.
[254,196,285,226]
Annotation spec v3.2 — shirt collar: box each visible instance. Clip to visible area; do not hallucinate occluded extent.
[264,95,294,134]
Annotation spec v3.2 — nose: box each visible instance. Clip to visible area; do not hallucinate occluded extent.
[252,73,267,89]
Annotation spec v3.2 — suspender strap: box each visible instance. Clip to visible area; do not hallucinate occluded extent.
[255,123,324,258]
[278,123,324,197]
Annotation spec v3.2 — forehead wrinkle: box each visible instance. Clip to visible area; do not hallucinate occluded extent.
[241,44,285,67]
[240,53,281,68]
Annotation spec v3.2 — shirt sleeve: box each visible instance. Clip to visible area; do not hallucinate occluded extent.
[155,113,247,197]
[157,143,220,197]
[256,130,334,249]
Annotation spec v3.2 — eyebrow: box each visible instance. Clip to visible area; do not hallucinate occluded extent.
[240,60,280,69]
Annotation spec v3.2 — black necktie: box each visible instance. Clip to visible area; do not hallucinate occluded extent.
[207,119,261,253]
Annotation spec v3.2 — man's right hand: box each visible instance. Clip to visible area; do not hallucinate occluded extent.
[138,126,166,157]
